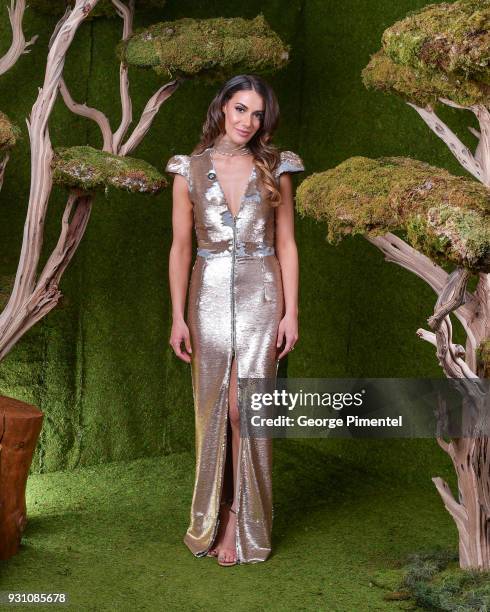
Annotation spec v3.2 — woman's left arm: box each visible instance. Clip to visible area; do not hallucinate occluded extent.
[274,172,299,360]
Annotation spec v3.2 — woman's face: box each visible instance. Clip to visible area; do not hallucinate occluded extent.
[221,89,265,145]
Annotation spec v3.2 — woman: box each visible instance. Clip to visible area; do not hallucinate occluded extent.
[165,74,304,566]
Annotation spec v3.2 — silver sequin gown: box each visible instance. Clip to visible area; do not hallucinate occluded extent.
[166,147,304,563]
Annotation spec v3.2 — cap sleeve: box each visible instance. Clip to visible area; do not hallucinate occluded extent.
[165,154,191,189]
[274,151,305,179]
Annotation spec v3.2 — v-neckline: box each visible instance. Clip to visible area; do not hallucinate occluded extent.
[209,150,255,220]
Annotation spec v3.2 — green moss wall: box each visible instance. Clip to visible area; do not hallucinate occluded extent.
[0,0,464,474]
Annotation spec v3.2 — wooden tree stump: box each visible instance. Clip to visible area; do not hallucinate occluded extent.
[0,395,43,560]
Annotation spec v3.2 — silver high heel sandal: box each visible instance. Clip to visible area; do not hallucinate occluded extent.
[217,506,237,567]
[207,501,230,558]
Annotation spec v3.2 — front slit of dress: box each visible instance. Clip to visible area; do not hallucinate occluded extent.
[207,353,245,564]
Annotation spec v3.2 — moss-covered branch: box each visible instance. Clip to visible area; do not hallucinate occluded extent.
[296,156,490,272]
[118,14,289,81]
[362,48,489,109]
[51,145,167,194]
[383,0,489,80]
[362,0,490,108]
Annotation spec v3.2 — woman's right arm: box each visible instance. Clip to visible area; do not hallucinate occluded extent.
[168,173,194,363]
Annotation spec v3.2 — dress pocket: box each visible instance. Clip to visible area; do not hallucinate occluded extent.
[187,259,205,310]
[194,259,207,307]
[260,258,276,303]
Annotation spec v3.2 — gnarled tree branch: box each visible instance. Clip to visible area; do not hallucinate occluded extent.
[111,0,134,153]
[366,233,478,354]
[59,77,113,152]
[407,101,485,184]
[119,79,180,156]
[0,0,38,76]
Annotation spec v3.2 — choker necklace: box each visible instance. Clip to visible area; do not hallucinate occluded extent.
[211,135,251,157]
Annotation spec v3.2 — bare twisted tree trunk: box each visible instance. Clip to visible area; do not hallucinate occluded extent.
[433,433,490,569]
[0,193,93,359]
[0,1,101,362]
[367,236,490,568]
[0,0,180,362]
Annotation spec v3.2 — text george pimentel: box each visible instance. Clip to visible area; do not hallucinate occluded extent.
[248,389,403,428]
[250,414,403,428]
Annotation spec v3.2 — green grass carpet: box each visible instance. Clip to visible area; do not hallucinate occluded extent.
[1,439,457,611]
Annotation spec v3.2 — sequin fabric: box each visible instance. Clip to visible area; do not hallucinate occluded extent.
[165,147,305,563]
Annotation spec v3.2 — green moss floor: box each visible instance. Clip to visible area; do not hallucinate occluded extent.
[1,439,457,611]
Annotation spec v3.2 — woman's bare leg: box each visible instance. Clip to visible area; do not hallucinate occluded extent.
[209,356,239,563]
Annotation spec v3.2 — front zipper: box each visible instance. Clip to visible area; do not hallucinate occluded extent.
[231,216,241,564]
[231,220,237,352]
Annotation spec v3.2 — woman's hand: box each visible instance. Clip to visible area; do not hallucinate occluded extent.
[169,318,193,364]
[276,312,298,360]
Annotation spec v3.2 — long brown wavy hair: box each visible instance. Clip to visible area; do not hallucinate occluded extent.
[192,74,282,206]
